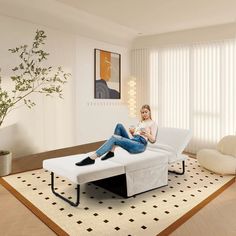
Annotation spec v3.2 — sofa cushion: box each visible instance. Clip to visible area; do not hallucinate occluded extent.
[217,135,236,158]
[110,147,169,172]
[147,127,192,155]
[43,154,125,184]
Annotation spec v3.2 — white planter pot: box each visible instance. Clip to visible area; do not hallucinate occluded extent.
[0,152,12,176]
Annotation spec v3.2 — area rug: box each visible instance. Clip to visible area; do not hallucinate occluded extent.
[1,157,235,236]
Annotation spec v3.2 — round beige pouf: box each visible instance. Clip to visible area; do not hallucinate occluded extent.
[197,135,236,175]
[0,151,12,176]
[197,149,236,175]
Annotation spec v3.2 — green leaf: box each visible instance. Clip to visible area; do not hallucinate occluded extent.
[12,67,18,71]
[0,29,70,127]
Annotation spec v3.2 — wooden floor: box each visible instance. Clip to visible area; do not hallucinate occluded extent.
[0,184,56,236]
[0,143,236,236]
[171,181,236,236]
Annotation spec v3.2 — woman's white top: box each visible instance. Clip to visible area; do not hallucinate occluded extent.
[133,120,158,142]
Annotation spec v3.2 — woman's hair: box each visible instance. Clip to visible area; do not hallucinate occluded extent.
[140,104,152,120]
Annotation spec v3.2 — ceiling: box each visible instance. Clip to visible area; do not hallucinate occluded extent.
[0,0,236,46]
[56,0,236,36]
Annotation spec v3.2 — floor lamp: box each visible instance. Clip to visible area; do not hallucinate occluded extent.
[128,76,137,117]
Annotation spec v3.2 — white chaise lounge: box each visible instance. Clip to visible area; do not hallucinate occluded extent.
[43,127,192,206]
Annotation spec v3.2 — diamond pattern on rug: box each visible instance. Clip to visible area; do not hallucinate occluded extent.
[3,157,234,236]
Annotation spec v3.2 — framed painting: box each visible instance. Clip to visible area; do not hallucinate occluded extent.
[94,48,121,99]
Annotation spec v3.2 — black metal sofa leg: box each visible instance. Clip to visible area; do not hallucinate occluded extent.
[50,172,80,207]
[168,161,185,175]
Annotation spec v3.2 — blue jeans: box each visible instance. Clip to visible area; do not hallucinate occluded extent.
[96,123,147,157]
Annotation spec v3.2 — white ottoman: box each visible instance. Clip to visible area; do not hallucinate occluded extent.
[43,150,169,206]
[197,135,236,175]
[43,154,125,206]
[110,147,169,196]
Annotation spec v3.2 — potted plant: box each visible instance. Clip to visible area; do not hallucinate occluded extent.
[0,30,70,176]
[0,150,12,176]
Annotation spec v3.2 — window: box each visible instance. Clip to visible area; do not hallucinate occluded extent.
[133,39,236,153]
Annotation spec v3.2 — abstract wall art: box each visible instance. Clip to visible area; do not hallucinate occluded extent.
[94,49,121,99]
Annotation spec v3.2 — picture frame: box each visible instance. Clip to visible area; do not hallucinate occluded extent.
[94,48,121,99]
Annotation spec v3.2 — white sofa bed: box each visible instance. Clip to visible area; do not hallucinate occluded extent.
[43,127,192,206]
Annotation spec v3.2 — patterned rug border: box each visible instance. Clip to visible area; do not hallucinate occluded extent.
[0,169,235,236]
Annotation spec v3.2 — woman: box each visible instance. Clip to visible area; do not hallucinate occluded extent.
[76,104,158,166]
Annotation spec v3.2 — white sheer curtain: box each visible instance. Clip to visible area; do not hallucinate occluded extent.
[131,48,150,116]
[150,47,190,129]
[132,39,236,154]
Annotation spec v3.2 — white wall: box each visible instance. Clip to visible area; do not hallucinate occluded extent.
[0,15,76,157]
[0,14,132,158]
[75,36,131,145]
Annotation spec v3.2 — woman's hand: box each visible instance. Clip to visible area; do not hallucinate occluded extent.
[140,128,154,141]
[129,127,135,135]
[140,129,149,137]
[141,129,156,143]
